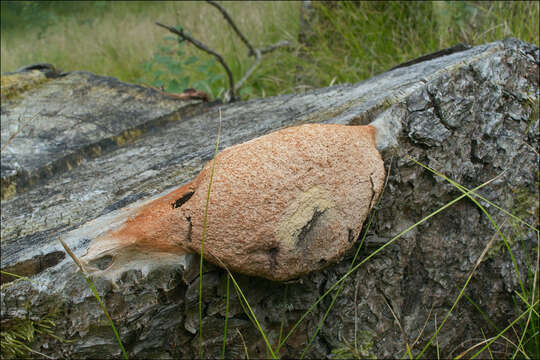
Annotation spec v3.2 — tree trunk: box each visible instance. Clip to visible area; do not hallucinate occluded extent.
[1,38,538,358]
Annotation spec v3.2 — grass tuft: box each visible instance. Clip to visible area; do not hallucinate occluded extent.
[2,2,536,100]
[59,238,128,360]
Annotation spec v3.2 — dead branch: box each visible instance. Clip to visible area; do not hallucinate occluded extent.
[206,0,256,57]
[156,3,292,102]
[234,48,262,93]
[155,22,236,101]
[260,40,292,55]
[145,84,211,102]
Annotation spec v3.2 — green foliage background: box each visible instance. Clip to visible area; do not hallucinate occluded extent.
[1,1,538,100]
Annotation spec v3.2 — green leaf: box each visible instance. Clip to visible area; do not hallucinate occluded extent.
[168,79,181,93]
[152,69,165,79]
[180,76,190,90]
[154,54,172,65]
[195,64,209,73]
[166,61,182,74]
[184,56,199,65]
[209,73,224,84]
[142,62,152,73]
[240,86,254,97]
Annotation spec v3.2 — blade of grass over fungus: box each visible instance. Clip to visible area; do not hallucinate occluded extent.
[210,255,277,359]
[298,160,392,358]
[59,238,128,360]
[278,171,504,351]
[199,108,222,358]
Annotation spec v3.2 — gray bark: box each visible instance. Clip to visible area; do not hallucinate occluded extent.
[1,38,538,358]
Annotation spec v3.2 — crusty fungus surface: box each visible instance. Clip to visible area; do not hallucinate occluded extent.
[82,124,385,281]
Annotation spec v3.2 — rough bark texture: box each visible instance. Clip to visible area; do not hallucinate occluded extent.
[1,38,539,358]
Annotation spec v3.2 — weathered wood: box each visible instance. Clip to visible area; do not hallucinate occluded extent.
[1,38,538,358]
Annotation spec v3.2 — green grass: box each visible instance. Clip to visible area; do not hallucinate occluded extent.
[1,1,538,100]
[0,1,299,100]
[0,301,66,359]
[59,238,128,360]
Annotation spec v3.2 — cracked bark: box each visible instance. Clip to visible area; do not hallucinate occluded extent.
[1,39,538,358]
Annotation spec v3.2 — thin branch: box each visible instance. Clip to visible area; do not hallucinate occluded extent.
[234,40,291,92]
[155,22,236,101]
[206,0,256,57]
[157,3,291,102]
[234,49,261,92]
[259,40,292,55]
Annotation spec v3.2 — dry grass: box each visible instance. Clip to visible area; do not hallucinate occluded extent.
[0,1,298,85]
[1,1,537,100]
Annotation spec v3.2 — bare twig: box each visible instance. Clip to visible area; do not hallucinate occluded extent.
[155,22,236,101]
[233,39,292,93]
[206,0,256,57]
[259,40,292,55]
[234,49,261,92]
[144,83,211,102]
[156,3,291,102]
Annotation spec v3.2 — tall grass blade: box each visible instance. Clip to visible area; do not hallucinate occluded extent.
[199,107,222,358]
[0,270,38,286]
[410,157,527,295]
[413,156,538,359]
[59,238,128,360]
[408,159,529,358]
[512,231,539,359]
[236,329,250,360]
[278,172,503,350]
[462,291,501,333]
[226,270,277,359]
[210,253,277,359]
[278,284,289,351]
[434,314,440,360]
[469,300,539,359]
